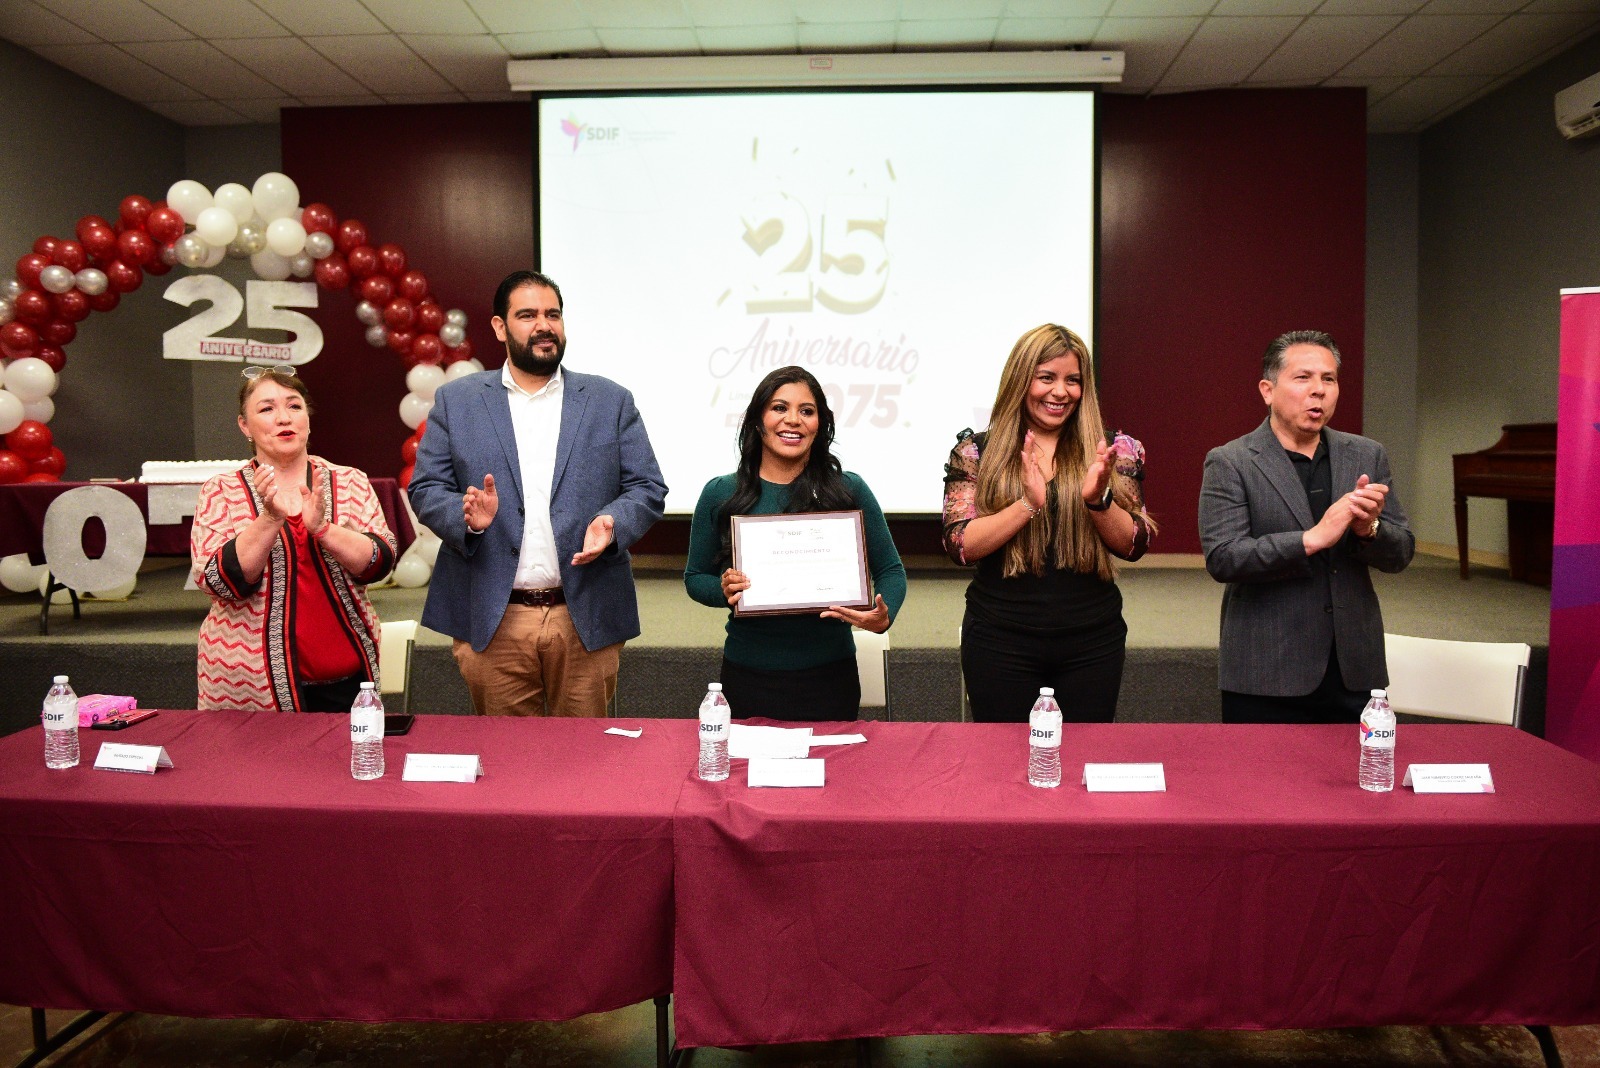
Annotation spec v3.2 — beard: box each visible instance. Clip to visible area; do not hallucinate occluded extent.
[506,331,565,376]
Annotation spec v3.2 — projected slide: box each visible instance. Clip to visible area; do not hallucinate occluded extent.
[538,90,1095,514]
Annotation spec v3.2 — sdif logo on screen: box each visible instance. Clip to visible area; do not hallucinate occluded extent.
[559,117,621,152]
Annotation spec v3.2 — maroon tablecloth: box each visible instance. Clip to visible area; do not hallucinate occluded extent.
[0,712,692,1022]
[0,479,415,563]
[672,722,1600,1047]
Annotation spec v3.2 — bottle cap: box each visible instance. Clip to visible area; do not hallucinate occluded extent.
[1371,688,1386,697]
[53,675,68,683]
[360,681,376,690]
[708,683,723,692]
[1039,687,1054,697]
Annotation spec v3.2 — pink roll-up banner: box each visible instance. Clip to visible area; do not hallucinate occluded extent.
[1549,289,1600,761]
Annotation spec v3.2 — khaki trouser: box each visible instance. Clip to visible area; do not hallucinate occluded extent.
[452,603,619,717]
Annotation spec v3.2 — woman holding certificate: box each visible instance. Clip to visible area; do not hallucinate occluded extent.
[686,366,906,721]
[942,325,1155,723]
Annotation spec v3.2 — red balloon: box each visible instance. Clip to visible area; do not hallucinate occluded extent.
[411,333,443,364]
[52,240,87,272]
[104,260,143,293]
[41,319,77,346]
[29,447,66,477]
[0,451,25,485]
[119,195,153,229]
[5,421,53,462]
[146,206,185,244]
[144,256,172,277]
[334,219,368,255]
[400,436,420,465]
[81,225,117,261]
[15,253,49,289]
[87,289,120,313]
[51,290,90,324]
[444,338,473,364]
[13,290,52,326]
[23,472,59,483]
[32,236,61,260]
[358,274,393,306]
[76,215,112,244]
[386,327,416,355]
[346,245,378,279]
[1,321,39,359]
[377,243,407,278]
[314,255,350,290]
[116,229,157,266]
[34,344,66,372]
[382,297,415,330]
[397,270,429,302]
[415,301,445,334]
[302,203,336,235]
[397,463,414,489]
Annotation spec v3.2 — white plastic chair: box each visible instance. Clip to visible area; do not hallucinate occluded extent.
[379,619,419,716]
[855,630,891,720]
[1382,633,1531,727]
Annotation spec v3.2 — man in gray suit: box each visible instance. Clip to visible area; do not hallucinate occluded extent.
[1199,330,1414,723]
[410,270,666,717]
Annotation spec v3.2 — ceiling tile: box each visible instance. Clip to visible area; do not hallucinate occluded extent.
[1416,0,1522,12]
[1337,13,1498,76]
[1106,0,1213,15]
[1521,0,1600,11]
[796,21,898,48]
[1212,0,1318,12]
[1093,16,1200,88]
[1364,72,1491,124]
[33,42,205,100]
[684,0,796,26]
[1315,0,1425,12]
[249,0,388,35]
[122,39,286,96]
[402,33,511,92]
[227,96,296,123]
[31,0,191,41]
[381,92,470,104]
[696,23,801,49]
[794,0,899,23]
[211,36,369,94]
[362,0,488,34]
[594,26,702,50]
[994,16,1104,42]
[901,0,1005,17]
[896,19,998,46]
[1323,73,1408,99]
[146,98,250,124]
[468,0,591,33]
[1005,0,1114,14]
[581,0,691,26]
[306,34,456,93]
[141,0,289,38]
[1428,12,1600,74]
[293,93,386,106]
[496,27,605,54]
[0,2,97,46]
[465,90,525,101]
[1249,14,1402,81]
[1160,15,1301,85]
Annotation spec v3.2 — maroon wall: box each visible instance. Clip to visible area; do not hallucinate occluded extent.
[279,90,1366,555]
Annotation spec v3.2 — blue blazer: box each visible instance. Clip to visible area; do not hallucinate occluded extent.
[409,368,667,653]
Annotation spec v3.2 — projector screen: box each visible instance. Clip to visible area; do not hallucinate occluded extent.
[537,89,1096,514]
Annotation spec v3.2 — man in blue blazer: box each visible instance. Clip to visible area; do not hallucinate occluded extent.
[1199,330,1414,723]
[410,270,666,716]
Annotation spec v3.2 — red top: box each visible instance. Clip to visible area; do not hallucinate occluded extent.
[286,514,364,684]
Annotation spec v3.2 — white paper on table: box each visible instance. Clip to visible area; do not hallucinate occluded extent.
[808,733,867,748]
[147,483,201,525]
[736,514,863,610]
[728,723,813,759]
[748,757,825,787]
[1403,763,1494,793]
[402,753,483,782]
[94,742,172,774]
[1082,762,1166,792]
[604,726,643,738]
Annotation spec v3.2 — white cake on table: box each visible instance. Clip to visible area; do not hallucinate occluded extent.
[139,460,245,484]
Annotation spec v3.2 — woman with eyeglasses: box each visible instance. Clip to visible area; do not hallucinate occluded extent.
[191,365,398,713]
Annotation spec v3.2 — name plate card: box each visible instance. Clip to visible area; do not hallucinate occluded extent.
[1082,763,1167,792]
[402,753,483,783]
[94,743,173,774]
[1403,764,1494,793]
[729,724,813,759]
[748,757,825,787]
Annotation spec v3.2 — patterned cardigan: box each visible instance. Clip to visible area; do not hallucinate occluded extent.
[191,457,397,713]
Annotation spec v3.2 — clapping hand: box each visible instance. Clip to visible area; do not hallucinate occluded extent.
[1346,474,1388,538]
[301,464,328,535]
[252,466,296,522]
[1082,439,1113,505]
[463,474,498,533]
[1020,430,1049,512]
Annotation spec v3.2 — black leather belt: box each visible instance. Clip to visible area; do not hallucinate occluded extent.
[509,587,565,607]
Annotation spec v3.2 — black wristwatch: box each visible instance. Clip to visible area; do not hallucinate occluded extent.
[1085,486,1113,512]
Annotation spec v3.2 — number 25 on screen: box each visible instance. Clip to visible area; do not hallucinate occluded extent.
[742,194,887,315]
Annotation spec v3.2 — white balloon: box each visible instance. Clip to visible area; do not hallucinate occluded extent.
[265,217,307,256]
[38,266,75,294]
[0,554,47,594]
[252,173,301,222]
[355,300,383,326]
[174,235,209,269]
[214,182,254,222]
[195,206,239,246]
[398,392,433,430]
[365,325,389,348]
[412,537,441,567]
[445,308,467,326]
[304,231,335,259]
[0,297,12,325]
[4,358,57,403]
[406,363,445,402]
[438,323,465,348]
[250,249,292,281]
[2,279,25,301]
[39,572,75,604]
[288,252,315,278]
[75,268,109,295]
[201,243,227,269]
[88,576,138,600]
[0,390,23,435]
[166,179,213,224]
[22,396,54,424]
[392,554,431,588]
[468,358,485,372]
[445,360,479,382]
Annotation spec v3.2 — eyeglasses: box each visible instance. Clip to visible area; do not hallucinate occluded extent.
[241,364,296,380]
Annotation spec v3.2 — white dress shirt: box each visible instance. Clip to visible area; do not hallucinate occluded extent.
[502,362,563,589]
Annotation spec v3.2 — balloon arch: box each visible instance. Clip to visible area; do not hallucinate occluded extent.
[0,172,459,594]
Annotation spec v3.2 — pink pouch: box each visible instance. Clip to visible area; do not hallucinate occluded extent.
[78,694,137,727]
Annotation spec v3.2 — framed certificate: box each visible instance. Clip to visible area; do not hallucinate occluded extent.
[730,510,871,617]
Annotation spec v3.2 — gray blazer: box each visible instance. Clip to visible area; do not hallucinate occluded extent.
[409,368,667,653]
[1198,419,1414,696]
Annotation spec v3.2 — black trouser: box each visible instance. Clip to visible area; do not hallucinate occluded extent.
[719,656,861,722]
[1221,646,1368,724]
[297,675,364,713]
[960,611,1126,724]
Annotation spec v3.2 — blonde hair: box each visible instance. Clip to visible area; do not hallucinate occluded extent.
[976,324,1152,581]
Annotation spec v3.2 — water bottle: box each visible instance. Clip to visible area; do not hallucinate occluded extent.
[42,675,79,770]
[1027,687,1062,788]
[697,682,730,782]
[1358,688,1395,792]
[350,682,385,780]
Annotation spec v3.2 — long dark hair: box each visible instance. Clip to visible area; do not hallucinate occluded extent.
[717,365,855,566]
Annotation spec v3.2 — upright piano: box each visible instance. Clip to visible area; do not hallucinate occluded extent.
[1451,422,1556,585]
